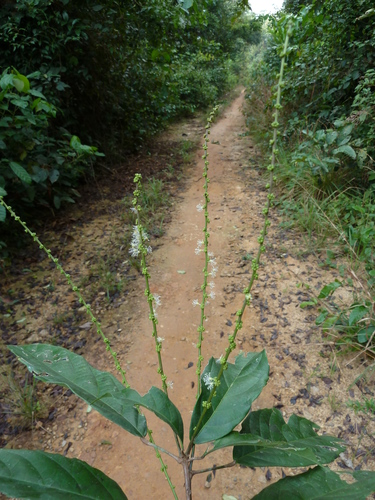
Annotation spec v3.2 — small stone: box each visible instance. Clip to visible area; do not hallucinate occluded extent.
[26,333,43,343]
[79,322,92,330]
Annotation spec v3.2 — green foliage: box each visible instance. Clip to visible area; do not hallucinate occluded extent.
[0,68,101,217]
[0,0,261,154]
[233,408,344,467]
[253,466,375,499]
[347,396,375,416]
[0,449,127,500]
[190,352,269,444]
[316,275,375,352]
[0,0,262,248]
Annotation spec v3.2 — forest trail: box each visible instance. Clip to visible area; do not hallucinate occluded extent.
[3,90,375,499]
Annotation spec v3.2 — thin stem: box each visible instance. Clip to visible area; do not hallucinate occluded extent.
[191,461,236,476]
[131,176,183,455]
[147,429,179,500]
[141,437,181,462]
[0,198,128,386]
[196,107,218,398]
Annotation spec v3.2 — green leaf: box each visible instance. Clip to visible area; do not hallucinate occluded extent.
[0,73,14,90]
[315,310,329,325]
[233,409,344,467]
[300,298,318,309]
[357,326,375,344]
[10,97,29,109]
[318,280,342,299]
[325,131,338,145]
[70,135,82,150]
[49,169,60,184]
[0,449,127,499]
[29,89,46,98]
[9,162,32,184]
[124,386,184,441]
[182,0,194,9]
[349,305,368,326]
[8,344,147,438]
[54,195,61,209]
[0,204,5,222]
[13,74,30,93]
[190,352,269,444]
[252,466,375,499]
[333,145,356,159]
[0,187,7,196]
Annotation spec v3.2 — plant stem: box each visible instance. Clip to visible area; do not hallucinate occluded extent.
[191,461,236,476]
[196,107,218,398]
[147,429,179,500]
[186,24,293,455]
[0,197,128,386]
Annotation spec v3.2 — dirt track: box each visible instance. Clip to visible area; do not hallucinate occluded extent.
[2,89,375,499]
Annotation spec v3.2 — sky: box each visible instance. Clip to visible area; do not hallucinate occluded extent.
[249,0,284,15]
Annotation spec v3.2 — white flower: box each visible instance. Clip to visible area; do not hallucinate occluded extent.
[196,203,204,213]
[157,337,164,343]
[153,294,161,307]
[209,291,215,300]
[192,299,200,307]
[129,225,152,257]
[130,207,138,214]
[216,355,224,364]
[208,282,215,289]
[210,265,218,278]
[209,256,218,277]
[195,239,204,255]
[167,380,174,389]
[203,372,214,390]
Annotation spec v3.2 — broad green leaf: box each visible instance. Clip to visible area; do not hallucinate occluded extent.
[182,0,194,9]
[70,135,82,150]
[349,305,368,326]
[9,162,32,184]
[233,409,344,467]
[29,89,46,98]
[190,352,269,444]
[325,131,338,145]
[252,465,375,499]
[358,326,375,344]
[0,187,7,196]
[315,310,329,325]
[333,145,356,159]
[9,344,147,438]
[317,280,342,299]
[204,432,264,455]
[70,135,97,155]
[10,97,29,109]
[0,204,5,222]
[0,73,14,90]
[49,169,60,184]
[54,195,61,209]
[124,386,184,441]
[13,74,30,93]
[0,449,127,499]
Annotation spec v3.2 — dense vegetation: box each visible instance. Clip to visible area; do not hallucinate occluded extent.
[0,0,261,228]
[245,0,375,354]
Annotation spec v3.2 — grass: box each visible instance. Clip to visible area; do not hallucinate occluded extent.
[0,369,46,429]
[347,397,375,416]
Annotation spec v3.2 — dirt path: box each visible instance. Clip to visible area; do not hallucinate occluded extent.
[3,90,375,499]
